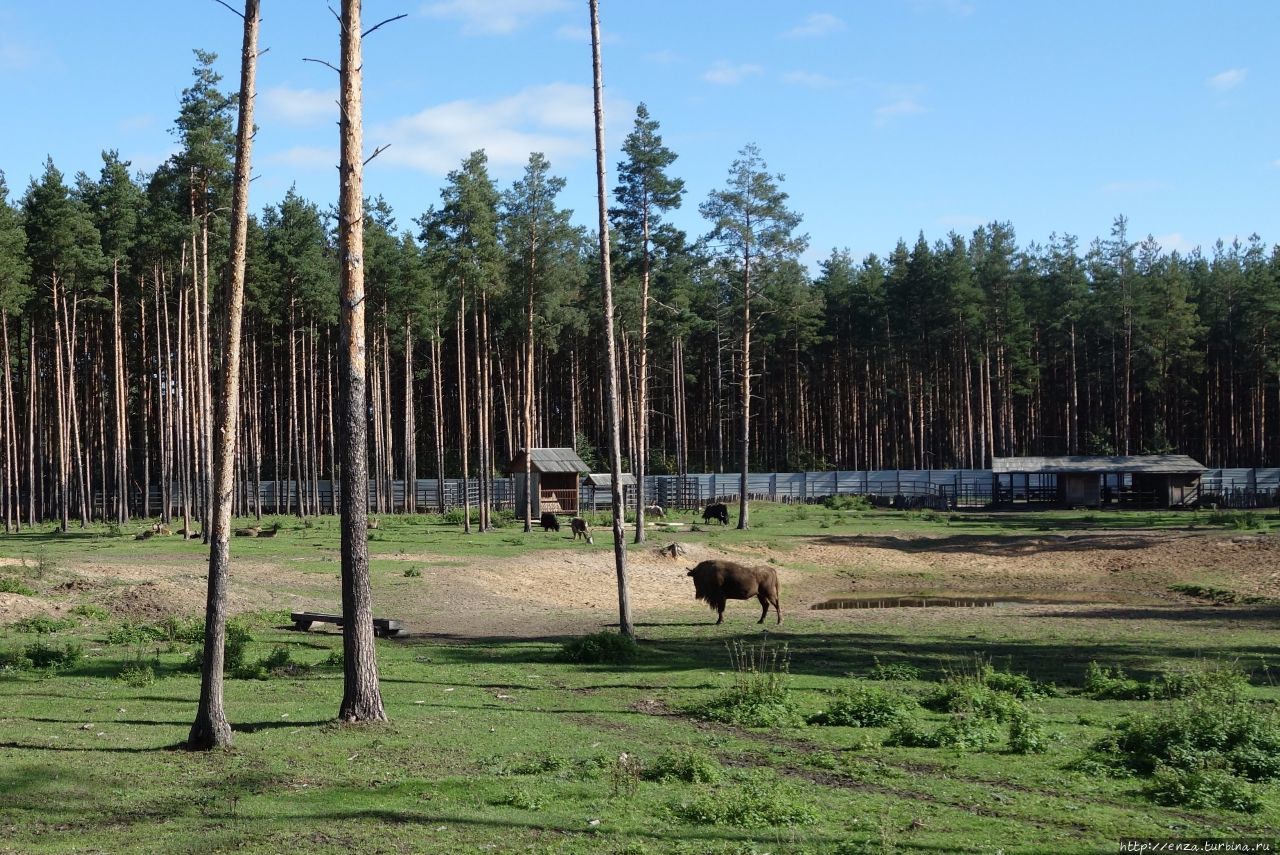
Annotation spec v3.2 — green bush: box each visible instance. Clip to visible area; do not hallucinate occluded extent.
[403,566,423,578]
[0,576,36,596]
[182,621,252,674]
[885,712,1003,751]
[106,621,167,646]
[22,641,84,670]
[822,494,871,512]
[1077,690,1280,811]
[1006,704,1051,754]
[13,614,77,634]
[558,631,638,665]
[117,660,156,688]
[1083,661,1155,700]
[506,753,567,775]
[1143,764,1263,813]
[689,641,803,728]
[669,777,818,828]
[1206,510,1259,530]
[809,684,914,727]
[1169,583,1271,605]
[867,658,919,681]
[643,749,723,784]
[71,604,109,620]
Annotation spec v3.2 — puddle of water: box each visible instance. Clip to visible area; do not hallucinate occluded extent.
[814,591,1167,611]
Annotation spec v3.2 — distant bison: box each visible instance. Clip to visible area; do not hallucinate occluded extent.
[571,516,593,544]
[687,559,781,625]
[540,512,560,532]
[644,504,666,519]
[702,503,729,525]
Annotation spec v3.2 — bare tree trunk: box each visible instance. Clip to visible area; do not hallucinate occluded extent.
[337,0,386,723]
[189,0,258,751]
[590,0,633,638]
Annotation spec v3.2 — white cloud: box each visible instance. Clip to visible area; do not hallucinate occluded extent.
[422,0,569,35]
[874,98,924,126]
[1155,232,1196,254]
[265,146,337,170]
[703,61,764,85]
[782,70,837,88]
[784,12,846,38]
[371,83,622,176]
[1270,159,1280,170]
[647,49,680,65]
[1207,68,1246,92]
[260,86,337,127]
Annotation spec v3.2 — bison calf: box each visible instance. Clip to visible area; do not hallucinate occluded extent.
[686,559,781,625]
[539,512,560,533]
[570,516,593,544]
[702,502,729,525]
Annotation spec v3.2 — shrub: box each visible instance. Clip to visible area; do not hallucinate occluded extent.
[117,659,156,688]
[506,753,567,775]
[160,616,205,645]
[867,658,919,681]
[809,684,914,727]
[1077,690,1280,811]
[71,604,109,620]
[1006,704,1051,754]
[403,566,423,578]
[0,577,36,596]
[884,712,1002,751]
[182,621,252,674]
[496,787,543,810]
[1169,583,1271,605]
[23,641,84,670]
[1144,764,1263,813]
[643,749,723,784]
[922,677,1022,722]
[822,494,871,512]
[558,631,639,665]
[13,614,77,634]
[1083,661,1155,700]
[668,777,818,828]
[106,621,167,646]
[1206,510,1259,530]
[688,641,803,728]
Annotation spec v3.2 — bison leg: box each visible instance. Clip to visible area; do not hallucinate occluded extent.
[715,602,725,625]
[757,596,769,624]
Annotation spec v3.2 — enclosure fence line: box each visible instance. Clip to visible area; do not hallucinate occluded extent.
[92,467,1280,519]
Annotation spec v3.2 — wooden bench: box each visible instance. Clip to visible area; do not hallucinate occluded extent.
[290,611,403,638]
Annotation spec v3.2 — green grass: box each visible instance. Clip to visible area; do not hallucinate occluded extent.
[1,505,1278,852]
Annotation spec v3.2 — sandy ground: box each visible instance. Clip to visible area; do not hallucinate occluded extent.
[2,529,1278,636]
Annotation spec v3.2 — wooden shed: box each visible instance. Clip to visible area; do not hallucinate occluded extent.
[582,473,637,512]
[506,448,589,518]
[992,455,1206,509]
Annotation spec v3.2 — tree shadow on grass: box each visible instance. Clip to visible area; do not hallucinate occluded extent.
[405,617,1280,689]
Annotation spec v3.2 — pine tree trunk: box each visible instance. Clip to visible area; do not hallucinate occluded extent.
[336,0,386,723]
[590,0,633,637]
[189,0,258,751]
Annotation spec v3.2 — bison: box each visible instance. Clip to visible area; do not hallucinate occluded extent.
[686,559,781,625]
[571,516,593,544]
[702,502,729,525]
[539,512,560,532]
[644,504,666,519]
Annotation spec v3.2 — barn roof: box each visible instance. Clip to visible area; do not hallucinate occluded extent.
[992,455,1206,474]
[583,473,637,487]
[505,448,590,474]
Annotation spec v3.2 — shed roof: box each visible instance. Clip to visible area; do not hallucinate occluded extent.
[583,473,637,487]
[992,455,1206,474]
[505,448,590,474]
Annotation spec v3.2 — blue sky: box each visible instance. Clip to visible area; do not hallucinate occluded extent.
[2,1,1278,269]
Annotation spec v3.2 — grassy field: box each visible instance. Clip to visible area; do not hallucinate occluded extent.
[1,505,1278,853]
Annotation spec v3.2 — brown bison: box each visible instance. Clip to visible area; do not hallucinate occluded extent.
[539,512,560,532]
[570,516,593,544]
[702,503,729,525]
[687,559,781,625]
[644,504,666,519]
